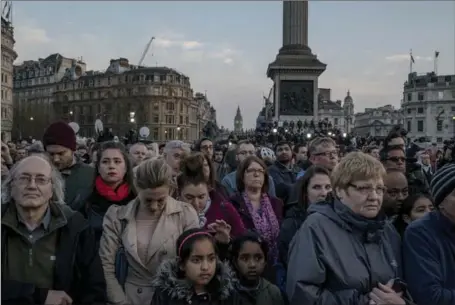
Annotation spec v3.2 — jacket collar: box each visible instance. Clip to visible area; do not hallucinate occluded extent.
[118,196,185,221]
[151,259,235,301]
[2,201,69,236]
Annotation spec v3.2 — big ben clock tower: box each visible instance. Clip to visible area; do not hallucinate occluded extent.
[234,106,243,132]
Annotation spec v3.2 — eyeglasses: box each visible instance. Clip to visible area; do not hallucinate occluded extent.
[349,183,385,195]
[16,175,51,186]
[387,157,406,163]
[246,168,265,175]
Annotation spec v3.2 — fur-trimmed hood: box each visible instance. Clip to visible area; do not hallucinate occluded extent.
[151,258,236,301]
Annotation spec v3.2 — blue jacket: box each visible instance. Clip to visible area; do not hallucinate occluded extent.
[403,210,455,305]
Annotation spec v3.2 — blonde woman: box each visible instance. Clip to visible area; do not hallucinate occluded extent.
[99,158,199,305]
[287,152,406,305]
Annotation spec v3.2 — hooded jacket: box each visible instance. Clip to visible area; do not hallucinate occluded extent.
[151,259,243,305]
[286,200,402,305]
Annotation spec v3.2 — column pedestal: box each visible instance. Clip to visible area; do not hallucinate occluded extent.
[267,1,326,123]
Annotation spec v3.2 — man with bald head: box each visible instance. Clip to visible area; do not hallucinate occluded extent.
[129,142,148,167]
[1,156,106,304]
[383,169,409,219]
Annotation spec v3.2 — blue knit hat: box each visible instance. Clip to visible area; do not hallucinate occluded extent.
[430,164,455,207]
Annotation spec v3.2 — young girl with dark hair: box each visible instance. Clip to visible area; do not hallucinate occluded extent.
[151,228,242,305]
[394,193,434,236]
[230,233,285,305]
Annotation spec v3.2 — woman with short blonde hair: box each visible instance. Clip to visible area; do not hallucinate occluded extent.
[99,158,199,305]
[287,152,407,305]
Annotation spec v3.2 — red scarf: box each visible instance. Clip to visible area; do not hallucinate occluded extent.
[95,176,130,202]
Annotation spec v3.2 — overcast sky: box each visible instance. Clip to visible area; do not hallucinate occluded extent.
[13,1,455,129]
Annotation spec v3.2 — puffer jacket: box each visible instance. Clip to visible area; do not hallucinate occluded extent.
[286,200,402,305]
[151,259,243,305]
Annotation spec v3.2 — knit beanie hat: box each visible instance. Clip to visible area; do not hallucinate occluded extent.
[42,121,77,151]
[430,163,455,207]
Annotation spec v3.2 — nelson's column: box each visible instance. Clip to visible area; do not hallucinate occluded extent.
[267,0,326,122]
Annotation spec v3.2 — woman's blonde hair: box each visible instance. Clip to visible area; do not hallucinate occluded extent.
[135,157,174,190]
[331,152,386,190]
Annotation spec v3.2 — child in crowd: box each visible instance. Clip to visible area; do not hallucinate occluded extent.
[230,233,285,305]
[151,228,242,305]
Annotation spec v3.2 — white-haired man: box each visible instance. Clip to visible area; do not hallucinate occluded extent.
[1,155,106,304]
[163,140,191,176]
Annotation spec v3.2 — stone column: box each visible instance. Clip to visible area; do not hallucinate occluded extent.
[282,0,309,47]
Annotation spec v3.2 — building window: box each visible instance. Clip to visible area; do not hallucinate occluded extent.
[407,120,411,132]
[437,120,443,131]
[407,93,411,101]
[438,91,444,100]
[437,137,443,143]
[153,103,159,111]
[153,114,159,123]
[417,120,424,132]
[165,128,173,140]
[165,115,174,124]
[152,128,159,140]
[407,108,411,114]
[334,118,338,125]
[166,102,174,111]
[417,107,424,114]
[418,92,424,101]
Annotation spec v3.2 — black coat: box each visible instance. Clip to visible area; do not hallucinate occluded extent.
[277,204,307,268]
[1,203,106,304]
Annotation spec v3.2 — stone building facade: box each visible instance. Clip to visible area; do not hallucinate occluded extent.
[193,92,217,140]
[53,58,211,142]
[1,16,17,141]
[353,105,403,138]
[13,53,86,139]
[317,89,354,132]
[401,72,455,143]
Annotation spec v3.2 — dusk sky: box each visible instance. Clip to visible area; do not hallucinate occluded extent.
[13,1,455,129]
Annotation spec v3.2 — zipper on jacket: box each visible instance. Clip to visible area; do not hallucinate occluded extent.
[28,247,33,267]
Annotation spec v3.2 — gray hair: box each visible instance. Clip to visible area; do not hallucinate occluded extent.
[163,140,191,154]
[27,141,45,154]
[1,155,65,205]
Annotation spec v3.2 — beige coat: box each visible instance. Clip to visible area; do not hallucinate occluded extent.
[99,197,199,305]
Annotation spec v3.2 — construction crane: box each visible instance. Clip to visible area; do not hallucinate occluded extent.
[138,37,155,66]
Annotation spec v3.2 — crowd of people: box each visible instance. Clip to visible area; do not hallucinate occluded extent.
[1,119,454,305]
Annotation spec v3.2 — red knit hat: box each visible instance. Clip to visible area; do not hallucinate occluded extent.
[42,121,77,151]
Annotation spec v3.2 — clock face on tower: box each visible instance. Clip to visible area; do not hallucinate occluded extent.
[236,121,240,124]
